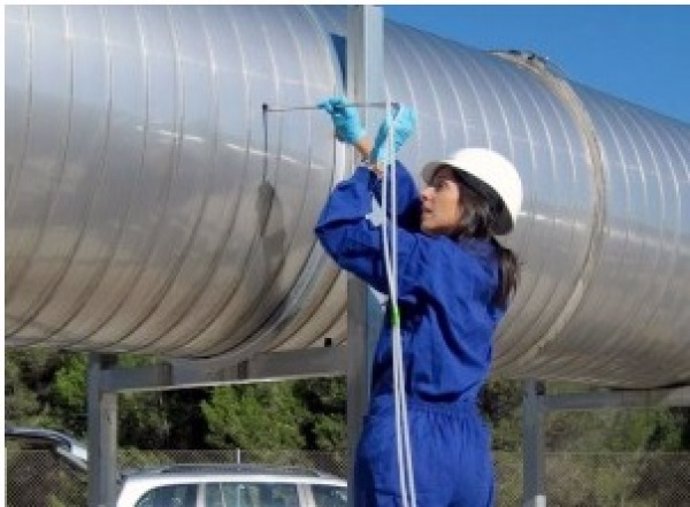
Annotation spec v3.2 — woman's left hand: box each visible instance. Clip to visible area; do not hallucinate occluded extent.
[370,105,417,164]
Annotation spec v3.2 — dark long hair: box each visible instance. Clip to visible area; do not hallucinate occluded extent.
[450,171,520,309]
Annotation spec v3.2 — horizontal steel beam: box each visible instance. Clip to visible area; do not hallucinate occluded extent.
[543,385,690,411]
[101,346,347,393]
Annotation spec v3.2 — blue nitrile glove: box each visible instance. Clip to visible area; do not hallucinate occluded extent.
[318,96,366,144]
[370,105,417,164]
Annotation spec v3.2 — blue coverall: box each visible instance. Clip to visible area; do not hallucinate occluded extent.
[315,162,504,506]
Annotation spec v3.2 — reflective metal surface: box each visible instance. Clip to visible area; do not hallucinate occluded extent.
[6,5,690,387]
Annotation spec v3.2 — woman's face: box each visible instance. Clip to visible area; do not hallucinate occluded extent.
[420,166,463,235]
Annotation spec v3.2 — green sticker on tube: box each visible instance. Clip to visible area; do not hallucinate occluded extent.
[390,304,401,327]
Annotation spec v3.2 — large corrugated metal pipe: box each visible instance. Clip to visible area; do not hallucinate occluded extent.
[5,5,690,388]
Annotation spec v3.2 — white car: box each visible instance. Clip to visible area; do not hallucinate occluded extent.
[116,463,347,507]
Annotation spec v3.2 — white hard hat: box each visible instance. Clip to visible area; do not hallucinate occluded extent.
[421,147,523,235]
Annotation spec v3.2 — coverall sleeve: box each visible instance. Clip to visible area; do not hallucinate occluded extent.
[315,166,427,301]
[369,160,422,232]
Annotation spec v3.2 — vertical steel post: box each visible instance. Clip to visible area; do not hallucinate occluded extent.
[88,353,119,507]
[523,379,547,507]
[346,6,385,507]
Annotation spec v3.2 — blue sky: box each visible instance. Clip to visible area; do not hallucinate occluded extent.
[384,5,690,124]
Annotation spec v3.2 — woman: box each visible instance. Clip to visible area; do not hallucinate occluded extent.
[315,97,522,506]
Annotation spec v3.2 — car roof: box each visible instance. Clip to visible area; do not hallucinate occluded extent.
[6,426,87,454]
[120,463,345,486]
[5,425,88,470]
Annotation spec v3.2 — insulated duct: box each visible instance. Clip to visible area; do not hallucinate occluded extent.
[5,5,690,388]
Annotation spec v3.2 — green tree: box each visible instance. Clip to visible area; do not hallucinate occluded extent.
[111,355,210,449]
[50,353,88,435]
[6,348,75,429]
[295,378,347,451]
[480,379,523,451]
[202,382,309,450]
[546,408,684,452]
[676,406,690,449]
[6,351,45,424]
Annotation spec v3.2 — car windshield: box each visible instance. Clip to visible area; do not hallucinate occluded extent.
[205,482,299,507]
[134,483,198,507]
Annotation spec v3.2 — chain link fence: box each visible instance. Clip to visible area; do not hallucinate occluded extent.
[5,447,690,506]
[6,447,88,507]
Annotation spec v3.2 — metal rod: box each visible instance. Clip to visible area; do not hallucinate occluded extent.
[263,101,398,113]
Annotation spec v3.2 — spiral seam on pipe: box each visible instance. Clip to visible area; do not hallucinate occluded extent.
[536,97,656,382]
[161,6,261,355]
[18,7,118,346]
[99,5,194,349]
[5,6,32,236]
[495,53,607,367]
[487,58,580,368]
[8,6,74,313]
[66,5,158,348]
[38,6,116,347]
[120,6,226,353]
[589,103,669,380]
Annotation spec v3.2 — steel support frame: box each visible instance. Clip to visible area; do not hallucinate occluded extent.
[86,346,347,505]
[522,379,546,507]
[346,6,385,507]
[521,380,690,507]
[102,347,347,393]
[87,353,119,507]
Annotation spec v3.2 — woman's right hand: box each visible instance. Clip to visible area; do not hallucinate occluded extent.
[318,96,367,145]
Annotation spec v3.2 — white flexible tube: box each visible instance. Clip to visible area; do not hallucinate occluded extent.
[378,104,406,507]
[392,110,417,507]
[381,100,417,507]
